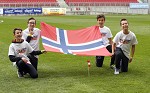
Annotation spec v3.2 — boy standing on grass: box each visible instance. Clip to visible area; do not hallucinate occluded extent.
[96,14,115,68]
[22,17,41,71]
[8,28,46,78]
[112,18,138,74]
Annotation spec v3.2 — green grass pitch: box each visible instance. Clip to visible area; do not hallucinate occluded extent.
[0,14,149,93]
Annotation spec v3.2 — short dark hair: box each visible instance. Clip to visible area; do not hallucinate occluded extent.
[28,17,36,24]
[13,28,22,35]
[120,18,128,26]
[97,14,105,21]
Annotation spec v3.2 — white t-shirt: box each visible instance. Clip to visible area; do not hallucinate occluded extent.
[8,40,34,62]
[113,30,138,58]
[22,28,41,51]
[99,26,113,46]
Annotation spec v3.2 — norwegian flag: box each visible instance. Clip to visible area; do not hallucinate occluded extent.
[40,22,111,56]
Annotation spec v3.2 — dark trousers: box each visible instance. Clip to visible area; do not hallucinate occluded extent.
[16,60,38,78]
[27,54,38,70]
[114,48,129,72]
[96,45,115,67]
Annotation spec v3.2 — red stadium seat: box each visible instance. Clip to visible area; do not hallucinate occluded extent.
[0,0,58,8]
[65,0,138,3]
[0,0,57,3]
[65,0,138,6]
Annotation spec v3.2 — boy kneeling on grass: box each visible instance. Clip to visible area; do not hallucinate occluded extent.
[112,19,138,75]
[8,28,46,78]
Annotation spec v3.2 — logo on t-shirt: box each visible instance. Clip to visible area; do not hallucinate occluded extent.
[17,48,27,54]
[101,33,107,37]
[120,39,131,44]
[31,35,38,40]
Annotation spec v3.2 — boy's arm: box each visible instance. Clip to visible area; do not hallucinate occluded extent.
[129,45,135,62]
[26,35,33,43]
[26,29,34,43]
[9,55,21,62]
[30,50,46,55]
[112,42,116,55]
[108,38,113,45]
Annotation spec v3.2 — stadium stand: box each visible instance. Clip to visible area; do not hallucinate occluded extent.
[0,0,59,8]
[65,0,138,3]
[0,0,57,3]
[65,0,139,6]
[65,0,148,15]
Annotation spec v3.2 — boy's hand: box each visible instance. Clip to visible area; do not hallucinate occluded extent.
[41,50,47,54]
[21,57,28,63]
[129,57,133,63]
[29,29,34,35]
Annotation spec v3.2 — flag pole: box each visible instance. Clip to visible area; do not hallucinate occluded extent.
[87,60,91,77]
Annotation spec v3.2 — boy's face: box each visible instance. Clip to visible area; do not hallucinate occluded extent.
[121,20,128,30]
[97,18,105,27]
[28,19,36,30]
[14,30,22,40]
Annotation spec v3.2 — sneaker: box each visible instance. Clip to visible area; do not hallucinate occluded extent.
[114,68,119,75]
[110,64,115,70]
[23,71,28,75]
[119,69,122,73]
[17,71,24,78]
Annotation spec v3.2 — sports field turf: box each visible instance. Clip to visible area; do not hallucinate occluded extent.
[0,14,149,93]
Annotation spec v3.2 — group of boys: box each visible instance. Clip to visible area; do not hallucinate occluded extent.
[8,18,46,78]
[95,14,138,74]
[8,15,138,79]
